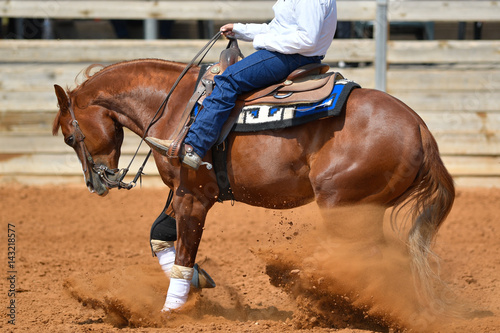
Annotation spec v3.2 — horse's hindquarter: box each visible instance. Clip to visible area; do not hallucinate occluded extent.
[227,88,425,209]
[310,88,425,207]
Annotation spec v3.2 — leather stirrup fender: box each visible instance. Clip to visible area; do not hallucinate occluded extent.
[167,126,190,166]
[165,37,245,163]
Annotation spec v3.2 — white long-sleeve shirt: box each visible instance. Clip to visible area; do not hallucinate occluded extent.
[233,0,337,57]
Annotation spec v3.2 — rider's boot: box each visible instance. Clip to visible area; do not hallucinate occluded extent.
[145,137,202,170]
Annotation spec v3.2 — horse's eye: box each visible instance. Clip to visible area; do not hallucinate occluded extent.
[65,135,75,146]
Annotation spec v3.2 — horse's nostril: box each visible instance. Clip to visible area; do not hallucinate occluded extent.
[86,181,95,193]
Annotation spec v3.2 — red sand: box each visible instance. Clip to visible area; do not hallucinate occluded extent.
[1,185,499,332]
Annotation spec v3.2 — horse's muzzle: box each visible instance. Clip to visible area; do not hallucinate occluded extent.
[85,168,109,196]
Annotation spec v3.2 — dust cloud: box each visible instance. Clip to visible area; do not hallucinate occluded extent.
[64,203,477,332]
[257,204,459,332]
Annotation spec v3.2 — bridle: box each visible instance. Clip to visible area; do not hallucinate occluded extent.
[64,31,223,191]
[67,99,135,190]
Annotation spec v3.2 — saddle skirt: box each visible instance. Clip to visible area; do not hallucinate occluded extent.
[232,77,360,133]
[239,67,338,106]
[193,68,359,140]
[193,61,359,141]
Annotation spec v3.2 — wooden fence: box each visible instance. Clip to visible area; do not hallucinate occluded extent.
[0,0,499,187]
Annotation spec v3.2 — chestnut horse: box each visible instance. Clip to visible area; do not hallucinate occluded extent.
[53,59,454,311]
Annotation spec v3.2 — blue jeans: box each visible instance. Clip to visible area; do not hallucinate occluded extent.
[185,49,322,158]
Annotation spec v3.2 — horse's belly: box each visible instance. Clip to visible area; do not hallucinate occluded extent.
[231,181,315,209]
[227,150,315,209]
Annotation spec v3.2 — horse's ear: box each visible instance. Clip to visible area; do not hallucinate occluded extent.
[54,84,69,114]
[53,84,70,135]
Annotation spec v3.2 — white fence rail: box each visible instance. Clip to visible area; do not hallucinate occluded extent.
[2,1,499,22]
[1,1,499,187]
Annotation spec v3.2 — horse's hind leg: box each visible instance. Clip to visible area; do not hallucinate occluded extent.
[315,198,387,256]
[309,173,384,251]
[150,206,178,277]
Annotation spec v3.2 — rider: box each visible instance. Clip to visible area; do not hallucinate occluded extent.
[146,0,338,170]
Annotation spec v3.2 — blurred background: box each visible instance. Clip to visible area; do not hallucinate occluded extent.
[0,0,499,187]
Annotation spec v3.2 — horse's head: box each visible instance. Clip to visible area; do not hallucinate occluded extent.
[53,84,125,196]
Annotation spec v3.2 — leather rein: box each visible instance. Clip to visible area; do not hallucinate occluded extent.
[66,31,223,191]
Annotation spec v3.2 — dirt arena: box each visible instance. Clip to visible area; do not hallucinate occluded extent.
[1,184,499,332]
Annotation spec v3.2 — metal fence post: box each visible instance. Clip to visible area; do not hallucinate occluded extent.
[375,0,388,91]
[144,19,158,40]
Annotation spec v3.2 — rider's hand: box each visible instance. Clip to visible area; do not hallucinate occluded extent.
[220,24,235,37]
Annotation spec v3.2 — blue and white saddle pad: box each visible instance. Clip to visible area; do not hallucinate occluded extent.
[233,79,360,132]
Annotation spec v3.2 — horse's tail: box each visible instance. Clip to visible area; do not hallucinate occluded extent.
[393,123,455,301]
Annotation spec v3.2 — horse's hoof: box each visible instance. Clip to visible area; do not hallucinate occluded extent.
[191,263,216,289]
[160,306,179,318]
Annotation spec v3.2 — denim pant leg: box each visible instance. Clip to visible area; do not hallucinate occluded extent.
[185,50,321,158]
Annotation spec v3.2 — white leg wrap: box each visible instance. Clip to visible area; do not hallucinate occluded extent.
[151,239,175,253]
[154,240,175,277]
[170,264,194,280]
[156,246,176,277]
[162,277,192,311]
[161,265,194,311]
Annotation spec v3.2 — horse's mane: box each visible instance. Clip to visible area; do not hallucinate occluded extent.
[52,59,187,135]
[71,58,186,95]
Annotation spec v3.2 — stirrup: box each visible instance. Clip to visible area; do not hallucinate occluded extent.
[145,137,208,171]
[167,125,191,167]
[182,145,202,170]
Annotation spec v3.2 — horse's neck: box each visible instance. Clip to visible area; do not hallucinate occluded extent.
[88,60,197,138]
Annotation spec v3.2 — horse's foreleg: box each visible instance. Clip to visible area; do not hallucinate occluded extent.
[162,191,210,311]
